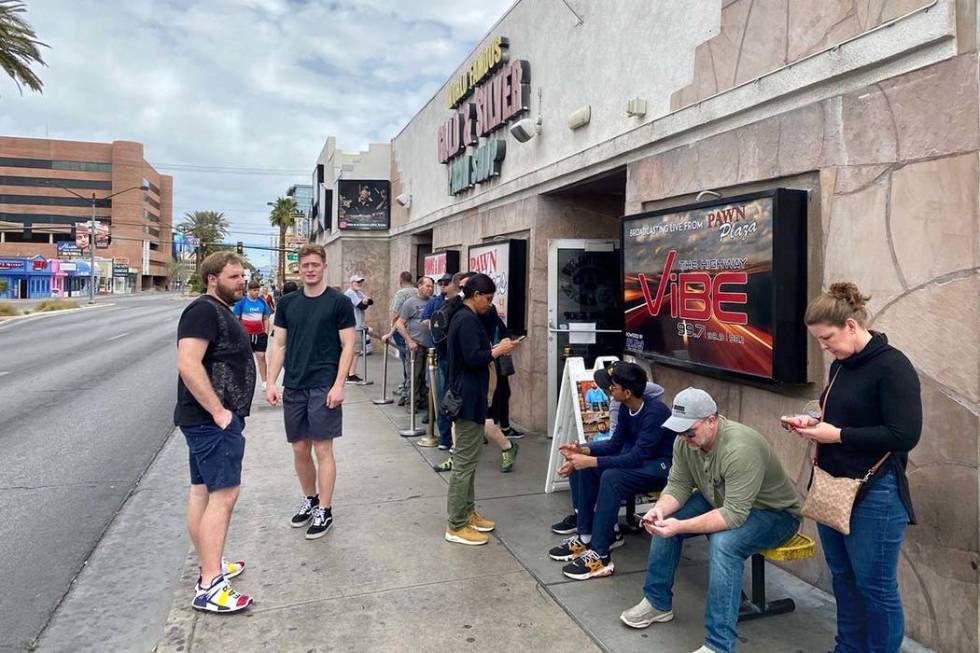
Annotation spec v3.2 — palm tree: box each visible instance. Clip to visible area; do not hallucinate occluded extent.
[269,197,298,286]
[178,210,230,271]
[0,1,48,95]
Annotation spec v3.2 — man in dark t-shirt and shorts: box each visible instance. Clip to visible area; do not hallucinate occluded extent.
[174,251,255,613]
[265,244,356,540]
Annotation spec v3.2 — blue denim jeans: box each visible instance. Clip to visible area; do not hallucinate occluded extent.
[392,332,408,387]
[570,463,669,556]
[434,357,452,447]
[818,469,909,653]
[643,492,801,653]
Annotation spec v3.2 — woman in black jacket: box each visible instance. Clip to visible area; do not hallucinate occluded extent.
[788,282,921,653]
[444,274,518,546]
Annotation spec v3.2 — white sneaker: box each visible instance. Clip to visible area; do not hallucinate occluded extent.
[619,596,674,628]
[691,647,715,653]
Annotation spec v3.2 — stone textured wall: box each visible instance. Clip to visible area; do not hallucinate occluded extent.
[671,0,935,111]
[627,52,979,653]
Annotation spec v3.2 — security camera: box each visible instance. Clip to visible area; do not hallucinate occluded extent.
[510,117,539,143]
[395,193,411,207]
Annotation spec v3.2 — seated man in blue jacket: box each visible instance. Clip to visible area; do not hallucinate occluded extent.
[549,361,674,580]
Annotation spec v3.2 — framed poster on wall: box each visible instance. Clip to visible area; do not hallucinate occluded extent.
[467,238,527,335]
[338,180,390,230]
[423,250,460,278]
[621,188,807,384]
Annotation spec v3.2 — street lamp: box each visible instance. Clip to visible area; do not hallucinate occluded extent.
[47,182,149,304]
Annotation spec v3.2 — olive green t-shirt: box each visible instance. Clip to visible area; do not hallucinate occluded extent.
[663,416,801,529]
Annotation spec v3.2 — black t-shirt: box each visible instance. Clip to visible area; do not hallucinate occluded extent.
[174,295,256,426]
[274,286,356,389]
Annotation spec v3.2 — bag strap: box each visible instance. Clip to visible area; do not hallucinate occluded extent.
[812,367,841,465]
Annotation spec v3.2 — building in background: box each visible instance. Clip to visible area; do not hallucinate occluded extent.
[0,137,174,296]
[309,2,980,648]
[285,183,313,240]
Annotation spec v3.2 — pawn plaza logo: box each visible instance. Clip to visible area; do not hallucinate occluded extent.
[437,36,531,195]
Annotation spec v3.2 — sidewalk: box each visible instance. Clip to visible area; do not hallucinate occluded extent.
[71,351,931,652]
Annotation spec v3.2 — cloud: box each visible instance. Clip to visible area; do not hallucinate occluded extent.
[0,0,513,268]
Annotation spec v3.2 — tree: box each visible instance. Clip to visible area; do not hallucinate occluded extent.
[268,197,297,286]
[166,256,189,291]
[0,1,48,95]
[178,210,230,270]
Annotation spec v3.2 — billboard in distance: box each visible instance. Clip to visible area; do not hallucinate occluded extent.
[621,189,807,384]
[337,180,390,230]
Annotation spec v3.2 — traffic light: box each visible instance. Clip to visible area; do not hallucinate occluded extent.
[236,241,244,255]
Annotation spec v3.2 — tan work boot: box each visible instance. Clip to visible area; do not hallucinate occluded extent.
[445,525,490,546]
[467,511,495,532]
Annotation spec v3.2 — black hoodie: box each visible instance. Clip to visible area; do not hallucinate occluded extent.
[818,331,922,523]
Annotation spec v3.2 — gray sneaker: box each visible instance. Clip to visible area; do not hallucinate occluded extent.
[619,597,674,628]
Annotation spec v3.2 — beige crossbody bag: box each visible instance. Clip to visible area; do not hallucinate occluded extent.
[800,369,890,535]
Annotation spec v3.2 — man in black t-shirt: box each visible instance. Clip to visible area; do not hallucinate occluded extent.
[174,251,255,613]
[265,244,356,541]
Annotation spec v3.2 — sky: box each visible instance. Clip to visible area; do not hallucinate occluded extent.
[0,0,514,268]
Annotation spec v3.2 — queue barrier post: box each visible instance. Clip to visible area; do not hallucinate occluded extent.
[372,338,394,405]
[351,328,374,386]
[398,347,424,437]
[416,348,440,448]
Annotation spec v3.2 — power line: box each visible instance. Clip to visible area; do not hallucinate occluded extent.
[156,163,309,176]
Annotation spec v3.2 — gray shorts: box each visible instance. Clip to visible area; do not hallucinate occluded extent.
[283,386,343,443]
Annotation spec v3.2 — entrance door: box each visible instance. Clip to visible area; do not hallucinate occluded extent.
[18,278,28,299]
[547,239,623,435]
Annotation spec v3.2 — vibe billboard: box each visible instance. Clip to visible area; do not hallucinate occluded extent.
[337,180,390,231]
[621,189,807,384]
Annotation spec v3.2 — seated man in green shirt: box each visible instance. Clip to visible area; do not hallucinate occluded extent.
[620,388,802,653]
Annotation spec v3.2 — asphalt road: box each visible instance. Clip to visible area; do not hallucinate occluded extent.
[0,294,187,651]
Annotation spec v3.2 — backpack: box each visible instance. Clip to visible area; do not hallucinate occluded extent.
[430,296,465,347]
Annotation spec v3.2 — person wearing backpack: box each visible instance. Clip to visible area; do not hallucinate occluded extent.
[429,272,472,454]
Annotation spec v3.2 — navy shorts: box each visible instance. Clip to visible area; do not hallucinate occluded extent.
[181,414,246,491]
[283,386,343,443]
[249,333,268,352]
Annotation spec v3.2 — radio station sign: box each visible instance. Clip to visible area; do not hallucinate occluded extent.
[437,36,530,196]
[621,189,808,384]
[57,241,82,257]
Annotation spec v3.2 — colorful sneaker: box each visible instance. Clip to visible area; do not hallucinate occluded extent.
[192,574,253,613]
[305,506,333,540]
[221,557,245,579]
[551,513,577,535]
[619,596,674,628]
[445,525,489,546]
[467,511,495,532]
[548,535,588,561]
[500,441,519,473]
[290,496,319,528]
[562,549,614,580]
[433,457,453,473]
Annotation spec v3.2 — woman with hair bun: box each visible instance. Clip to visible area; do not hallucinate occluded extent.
[784,282,922,653]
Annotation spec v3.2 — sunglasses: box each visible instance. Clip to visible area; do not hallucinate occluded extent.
[678,420,703,438]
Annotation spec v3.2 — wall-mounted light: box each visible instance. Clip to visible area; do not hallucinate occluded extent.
[625,98,647,117]
[567,105,591,130]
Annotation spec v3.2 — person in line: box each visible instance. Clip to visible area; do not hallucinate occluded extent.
[233,280,272,391]
[260,285,276,315]
[549,362,673,580]
[394,275,435,414]
[484,302,523,440]
[343,273,373,382]
[551,370,667,535]
[620,388,801,653]
[784,282,921,653]
[425,272,464,451]
[384,271,416,400]
[265,244,356,541]
[433,272,519,474]
[175,251,255,613]
[444,273,519,545]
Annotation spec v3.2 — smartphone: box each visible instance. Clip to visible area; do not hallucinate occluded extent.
[513,335,527,343]
[779,416,798,431]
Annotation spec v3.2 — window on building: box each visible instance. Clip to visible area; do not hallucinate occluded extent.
[3,230,49,243]
[0,194,111,208]
[0,176,112,190]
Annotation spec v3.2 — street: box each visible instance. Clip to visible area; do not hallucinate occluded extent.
[0,294,186,650]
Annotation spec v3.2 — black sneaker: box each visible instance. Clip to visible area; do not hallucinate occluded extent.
[346,374,363,384]
[609,529,625,551]
[562,549,614,580]
[306,507,333,540]
[551,513,577,535]
[502,427,525,439]
[290,496,318,528]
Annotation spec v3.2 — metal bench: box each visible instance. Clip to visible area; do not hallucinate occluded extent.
[738,533,816,621]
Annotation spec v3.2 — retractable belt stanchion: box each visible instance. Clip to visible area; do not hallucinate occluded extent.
[351,328,373,386]
[372,339,393,405]
[398,347,424,437]
[416,348,440,447]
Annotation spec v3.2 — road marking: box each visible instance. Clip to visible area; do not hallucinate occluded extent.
[0,371,9,377]
[106,332,130,342]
